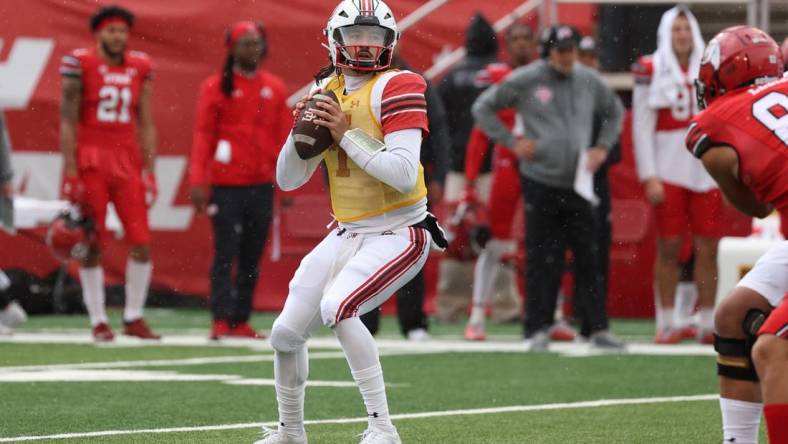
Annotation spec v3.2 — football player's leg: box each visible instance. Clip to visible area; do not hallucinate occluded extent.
[78,170,111,329]
[269,230,342,439]
[235,185,273,325]
[112,174,153,325]
[208,187,243,324]
[653,184,689,340]
[469,167,518,328]
[714,241,788,444]
[753,307,788,442]
[321,227,429,434]
[690,189,724,341]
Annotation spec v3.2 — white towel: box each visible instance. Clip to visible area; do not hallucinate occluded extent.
[647,5,705,109]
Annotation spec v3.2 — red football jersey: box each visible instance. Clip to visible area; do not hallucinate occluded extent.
[60,48,153,171]
[686,77,788,214]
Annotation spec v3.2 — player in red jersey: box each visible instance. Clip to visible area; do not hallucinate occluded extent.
[686,26,788,444]
[59,6,159,341]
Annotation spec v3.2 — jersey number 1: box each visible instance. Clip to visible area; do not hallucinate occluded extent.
[753,91,788,146]
[97,86,132,123]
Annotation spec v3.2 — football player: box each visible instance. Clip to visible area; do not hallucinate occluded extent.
[59,5,159,341]
[632,6,720,344]
[258,1,444,443]
[686,26,788,444]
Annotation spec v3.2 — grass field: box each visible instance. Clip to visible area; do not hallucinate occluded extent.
[0,309,767,443]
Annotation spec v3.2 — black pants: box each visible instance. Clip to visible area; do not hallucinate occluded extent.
[521,178,608,337]
[210,184,273,324]
[573,174,612,338]
[361,268,429,336]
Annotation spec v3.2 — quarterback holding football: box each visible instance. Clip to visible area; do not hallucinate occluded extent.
[259,1,446,443]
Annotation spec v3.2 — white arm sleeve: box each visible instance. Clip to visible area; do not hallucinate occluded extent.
[632,83,659,182]
[276,132,323,191]
[339,128,422,194]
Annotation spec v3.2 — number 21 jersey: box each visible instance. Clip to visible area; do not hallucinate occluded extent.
[60,48,152,172]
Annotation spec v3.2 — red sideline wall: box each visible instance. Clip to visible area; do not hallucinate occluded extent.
[0,0,697,318]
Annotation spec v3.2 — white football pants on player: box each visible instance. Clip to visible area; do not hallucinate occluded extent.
[268,226,431,438]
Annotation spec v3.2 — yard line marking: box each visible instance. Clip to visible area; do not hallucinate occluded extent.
[1,333,717,356]
[0,351,347,372]
[0,394,718,442]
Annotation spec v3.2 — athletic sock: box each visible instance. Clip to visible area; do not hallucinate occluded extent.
[124,260,152,322]
[469,305,486,325]
[674,282,697,327]
[764,404,788,444]
[274,347,308,437]
[658,307,673,331]
[698,308,714,332]
[78,266,107,327]
[720,397,762,444]
[335,317,394,432]
[471,239,507,312]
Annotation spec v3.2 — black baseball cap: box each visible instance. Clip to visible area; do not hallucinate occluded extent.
[539,24,580,58]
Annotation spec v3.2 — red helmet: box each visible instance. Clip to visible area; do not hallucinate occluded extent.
[46,207,95,262]
[444,192,490,261]
[696,26,783,109]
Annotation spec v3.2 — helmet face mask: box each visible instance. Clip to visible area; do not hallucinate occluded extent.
[325,0,399,72]
[46,206,95,262]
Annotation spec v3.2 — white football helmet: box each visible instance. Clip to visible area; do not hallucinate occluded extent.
[324,0,399,72]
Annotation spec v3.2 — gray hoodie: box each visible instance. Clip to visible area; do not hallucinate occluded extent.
[472,59,623,189]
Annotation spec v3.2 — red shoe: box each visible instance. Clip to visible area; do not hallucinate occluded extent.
[92,323,115,342]
[229,322,264,339]
[123,318,161,340]
[655,328,682,344]
[464,322,486,341]
[549,323,577,342]
[698,329,715,345]
[678,325,699,341]
[210,320,232,340]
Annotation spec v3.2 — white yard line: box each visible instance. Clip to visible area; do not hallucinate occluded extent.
[0,394,718,442]
[0,332,716,356]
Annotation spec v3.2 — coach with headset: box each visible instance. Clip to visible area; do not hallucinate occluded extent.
[472,24,625,351]
[188,21,291,340]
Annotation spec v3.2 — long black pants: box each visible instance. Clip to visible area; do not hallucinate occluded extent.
[210,184,273,324]
[573,174,612,338]
[521,177,608,337]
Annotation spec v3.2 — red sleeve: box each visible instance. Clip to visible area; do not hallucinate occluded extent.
[380,72,429,136]
[631,55,653,86]
[685,111,732,159]
[464,126,490,182]
[59,50,82,77]
[189,77,220,186]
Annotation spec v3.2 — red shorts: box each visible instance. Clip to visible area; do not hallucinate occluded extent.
[653,183,724,238]
[759,300,788,338]
[488,150,522,239]
[81,169,150,247]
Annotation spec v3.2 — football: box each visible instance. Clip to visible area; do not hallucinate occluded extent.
[293,89,339,160]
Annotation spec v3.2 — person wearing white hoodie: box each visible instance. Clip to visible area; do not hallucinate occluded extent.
[632,6,720,344]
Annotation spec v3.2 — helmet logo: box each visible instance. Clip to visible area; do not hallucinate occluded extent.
[703,38,721,69]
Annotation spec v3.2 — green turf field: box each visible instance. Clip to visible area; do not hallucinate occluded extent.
[0,309,767,443]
